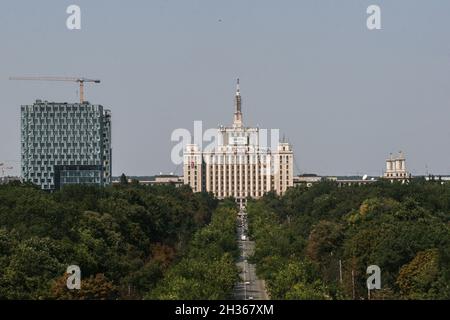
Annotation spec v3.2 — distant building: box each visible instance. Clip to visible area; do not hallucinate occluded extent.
[384,151,410,182]
[0,176,21,185]
[294,174,323,187]
[21,100,112,190]
[294,174,378,188]
[112,175,183,187]
[152,175,183,186]
[424,175,450,184]
[335,176,378,187]
[183,80,294,201]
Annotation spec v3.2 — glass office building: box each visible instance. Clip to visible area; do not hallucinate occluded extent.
[21,100,112,190]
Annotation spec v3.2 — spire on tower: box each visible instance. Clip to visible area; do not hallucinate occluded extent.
[235,78,242,112]
[233,78,243,127]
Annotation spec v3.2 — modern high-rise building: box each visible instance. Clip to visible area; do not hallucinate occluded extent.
[183,80,294,200]
[21,100,112,190]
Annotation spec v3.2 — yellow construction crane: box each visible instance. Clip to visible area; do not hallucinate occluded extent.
[9,76,101,104]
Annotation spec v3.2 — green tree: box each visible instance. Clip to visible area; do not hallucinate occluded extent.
[397,249,448,299]
[269,260,329,300]
[51,273,119,300]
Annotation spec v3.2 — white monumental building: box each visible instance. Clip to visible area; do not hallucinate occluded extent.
[384,151,410,182]
[183,80,294,201]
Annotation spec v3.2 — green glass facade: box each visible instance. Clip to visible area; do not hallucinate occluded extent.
[21,100,112,190]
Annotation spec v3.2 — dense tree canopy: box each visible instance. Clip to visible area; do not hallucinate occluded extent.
[147,201,239,300]
[2,178,449,300]
[0,183,220,299]
[247,180,450,300]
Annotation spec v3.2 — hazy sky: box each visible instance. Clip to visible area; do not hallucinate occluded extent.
[1,0,450,177]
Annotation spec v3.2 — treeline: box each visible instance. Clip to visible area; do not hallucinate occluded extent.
[0,182,220,299]
[147,200,240,299]
[247,180,450,300]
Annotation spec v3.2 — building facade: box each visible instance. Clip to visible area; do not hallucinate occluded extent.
[384,151,410,182]
[183,80,294,200]
[112,174,183,187]
[21,100,112,190]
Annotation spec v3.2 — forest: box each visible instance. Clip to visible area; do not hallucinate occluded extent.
[0,181,238,299]
[2,178,450,300]
[247,179,450,300]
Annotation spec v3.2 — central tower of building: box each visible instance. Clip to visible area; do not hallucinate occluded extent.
[183,80,294,200]
[233,78,243,127]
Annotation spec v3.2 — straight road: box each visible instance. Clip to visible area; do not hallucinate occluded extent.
[233,208,269,300]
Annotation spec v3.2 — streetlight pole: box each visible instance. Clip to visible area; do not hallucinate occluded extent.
[243,261,247,300]
[352,270,356,300]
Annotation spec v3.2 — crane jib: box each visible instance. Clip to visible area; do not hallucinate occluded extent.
[9,76,101,103]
